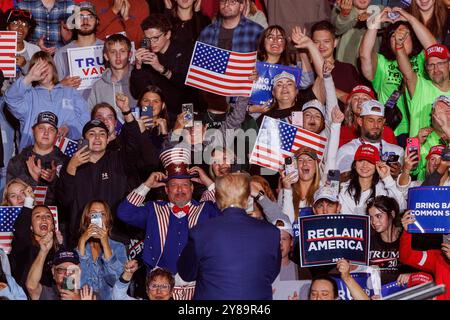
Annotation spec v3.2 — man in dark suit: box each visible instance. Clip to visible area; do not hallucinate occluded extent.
[177,172,281,300]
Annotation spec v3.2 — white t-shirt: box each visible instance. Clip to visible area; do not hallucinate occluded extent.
[336,138,404,173]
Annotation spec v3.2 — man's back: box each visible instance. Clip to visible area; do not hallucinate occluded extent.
[178,207,281,300]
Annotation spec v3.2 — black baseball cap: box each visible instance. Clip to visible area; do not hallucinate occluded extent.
[82,119,108,137]
[33,111,58,129]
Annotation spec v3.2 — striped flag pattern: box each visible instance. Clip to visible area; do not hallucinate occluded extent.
[55,136,79,157]
[0,206,59,254]
[33,186,48,205]
[0,31,17,78]
[185,41,257,97]
[250,116,328,172]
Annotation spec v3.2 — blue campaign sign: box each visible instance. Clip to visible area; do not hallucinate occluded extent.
[407,186,450,234]
[331,273,374,300]
[299,215,370,267]
[249,62,302,105]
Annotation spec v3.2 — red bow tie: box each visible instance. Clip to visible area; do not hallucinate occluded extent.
[172,205,190,214]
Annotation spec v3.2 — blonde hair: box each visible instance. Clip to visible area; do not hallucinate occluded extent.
[1,178,30,206]
[216,173,250,210]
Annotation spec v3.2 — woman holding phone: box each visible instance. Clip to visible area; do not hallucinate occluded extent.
[76,200,127,300]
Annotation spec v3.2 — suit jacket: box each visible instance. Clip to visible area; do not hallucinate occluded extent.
[177,207,281,300]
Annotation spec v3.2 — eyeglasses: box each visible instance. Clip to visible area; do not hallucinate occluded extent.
[80,14,96,21]
[55,267,69,275]
[425,61,448,71]
[9,20,29,28]
[266,35,285,43]
[7,9,32,23]
[144,33,166,44]
[149,283,171,291]
[220,0,241,6]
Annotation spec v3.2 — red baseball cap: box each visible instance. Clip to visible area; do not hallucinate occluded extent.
[408,272,433,287]
[426,145,445,160]
[425,44,450,61]
[347,85,376,103]
[354,144,380,164]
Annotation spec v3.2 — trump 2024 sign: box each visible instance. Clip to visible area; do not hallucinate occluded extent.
[299,215,370,267]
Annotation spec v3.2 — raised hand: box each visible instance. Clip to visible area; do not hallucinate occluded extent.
[80,285,96,300]
[331,106,345,124]
[121,0,130,21]
[250,181,264,197]
[367,7,392,30]
[115,93,130,112]
[194,0,202,12]
[396,273,411,285]
[280,170,298,189]
[144,172,167,189]
[37,36,56,55]
[336,259,351,280]
[67,146,90,175]
[189,166,213,187]
[24,186,35,199]
[394,27,410,48]
[376,161,391,179]
[39,231,54,253]
[401,210,415,230]
[112,0,125,15]
[323,60,335,76]
[134,48,153,70]
[391,7,411,22]
[291,26,313,49]
[164,0,173,9]
[25,59,48,84]
[402,151,419,172]
[338,0,353,16]
[122,259,139,281]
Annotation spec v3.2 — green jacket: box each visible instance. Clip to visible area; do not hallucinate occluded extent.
[331,5,383,67]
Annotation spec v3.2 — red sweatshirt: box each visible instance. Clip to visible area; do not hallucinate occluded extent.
[84,0,149,45]
[399,232,450,300]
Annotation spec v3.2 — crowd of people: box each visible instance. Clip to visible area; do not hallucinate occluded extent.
[0,0,449,301]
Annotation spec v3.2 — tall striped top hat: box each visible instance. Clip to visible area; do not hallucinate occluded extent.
[159,147,195,181]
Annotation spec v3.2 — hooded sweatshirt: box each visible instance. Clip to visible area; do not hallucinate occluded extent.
[88,68,136,123]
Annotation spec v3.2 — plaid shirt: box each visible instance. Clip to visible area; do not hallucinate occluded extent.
[17,0,74,48]
[198,16,263,53]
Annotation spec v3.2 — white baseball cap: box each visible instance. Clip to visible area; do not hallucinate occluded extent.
[360,99,385,117]
[273,71,297,85]
[313,186,339,206]
[302,99,325,117]
[274,218,294,238]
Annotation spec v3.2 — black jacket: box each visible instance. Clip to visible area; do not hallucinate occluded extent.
[130,40,198,124]
[7,146,68,205]
[56,120,143,247]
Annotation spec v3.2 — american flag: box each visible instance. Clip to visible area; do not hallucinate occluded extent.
[33,186,48,205]
[0,31,17,78]
[185,42,257,97]
[250,116,328,171]
[55,136,79,157]
[0,206,59,254]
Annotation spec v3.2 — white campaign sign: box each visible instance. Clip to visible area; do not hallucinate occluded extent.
[67,45,105,90]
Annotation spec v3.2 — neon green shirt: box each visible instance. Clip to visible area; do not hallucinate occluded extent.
[406,75,450,137]
[372,51,425,136]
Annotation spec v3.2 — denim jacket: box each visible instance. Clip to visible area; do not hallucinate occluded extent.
[77,239,127,300]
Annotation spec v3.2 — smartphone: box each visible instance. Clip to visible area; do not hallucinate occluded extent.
[77,138,89,151]
[61,276,76,291]
[182,103,194,128]
[442,148,450,161]
[90,212,103,228]
[140,38,152,50]
[284,157,299,183]
[291,111,303,127]
[386,154,400,165]
[326,169,340,195]
[406,137,420,164]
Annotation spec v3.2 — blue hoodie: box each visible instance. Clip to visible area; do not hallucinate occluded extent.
[5,77,90,151]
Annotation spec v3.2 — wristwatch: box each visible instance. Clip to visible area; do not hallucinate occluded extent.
[254,190,265,201]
